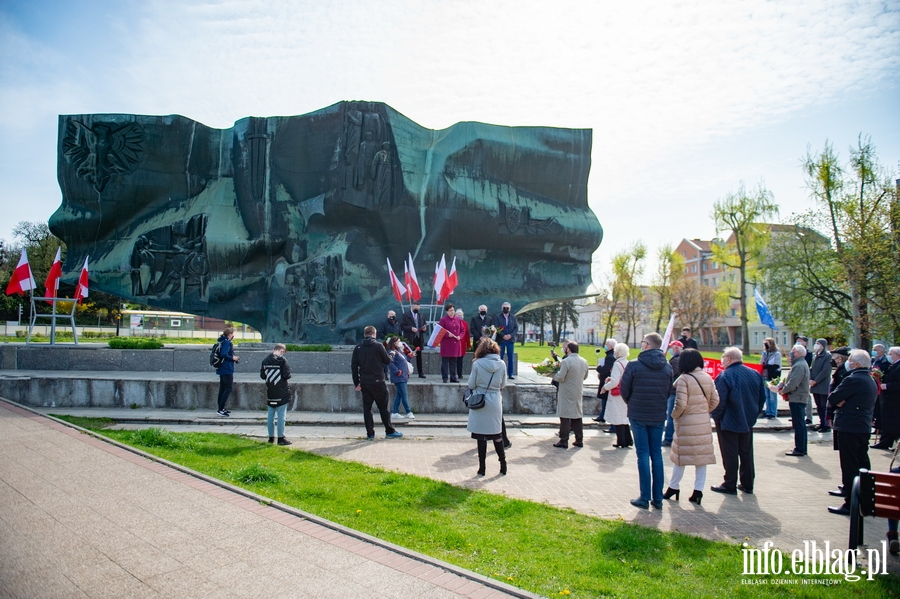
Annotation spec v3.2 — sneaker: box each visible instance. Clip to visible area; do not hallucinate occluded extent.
[392,412,403,419]
[407,412,415,419]
[216,409,229,417]
[386,431,404,439]
[366,435,375,441]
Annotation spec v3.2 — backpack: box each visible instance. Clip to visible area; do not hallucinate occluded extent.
[210,341,224,368]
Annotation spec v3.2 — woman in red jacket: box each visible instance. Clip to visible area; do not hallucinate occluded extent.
[438,304,464,383]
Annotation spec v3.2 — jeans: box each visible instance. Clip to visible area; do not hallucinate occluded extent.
[267,403,287,438]
[392,382,410,414]
[789,401,807,454]
[361,383,396,437]
[499,340,515,377]
[630,418,665,503]
[217,374,233,411]
[668,464,707,491]
[764,386,779,418]
[663,393,675,443]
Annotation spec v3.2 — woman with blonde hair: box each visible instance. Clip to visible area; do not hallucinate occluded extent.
[467,337,508,476]
[602,342,632,448]
[663,349,719,505]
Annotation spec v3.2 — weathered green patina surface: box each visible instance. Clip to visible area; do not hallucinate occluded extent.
[51,102,601,343]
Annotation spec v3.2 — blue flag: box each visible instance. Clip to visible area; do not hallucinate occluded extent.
[754,288,778,331]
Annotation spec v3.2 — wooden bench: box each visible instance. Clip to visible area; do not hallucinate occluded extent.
[849,469,900,550]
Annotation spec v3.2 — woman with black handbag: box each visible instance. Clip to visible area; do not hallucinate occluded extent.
[466,338,508,476]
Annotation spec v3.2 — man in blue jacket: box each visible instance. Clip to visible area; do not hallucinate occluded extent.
[710,347,766,495]
[620,332,673,509]
[492,302,519,379]
[215,327,240,417]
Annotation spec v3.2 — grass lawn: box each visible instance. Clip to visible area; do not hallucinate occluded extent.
[55,416,898,598]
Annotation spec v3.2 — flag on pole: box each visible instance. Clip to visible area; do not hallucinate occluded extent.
[660,312,677,350]
[434,255,447,303]
[386,258,406,302]
[754,288,778,330]
[403,260,411,302]
[427,323,447,347]
[5,249,36,296]
[44,247,63,300]
[406,253,421,301]
[74,256,90,303]
[441,256,458,299]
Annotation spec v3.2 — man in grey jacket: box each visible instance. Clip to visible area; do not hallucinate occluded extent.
[780,344,811,456]
[809,338,832,432]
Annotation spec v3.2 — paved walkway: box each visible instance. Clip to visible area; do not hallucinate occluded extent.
[35,406,900,571]
[0,401,533,599]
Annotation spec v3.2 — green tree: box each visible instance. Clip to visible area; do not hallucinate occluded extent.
[711,183,779,354]
[546,301,579,344]
[651,244,684,332]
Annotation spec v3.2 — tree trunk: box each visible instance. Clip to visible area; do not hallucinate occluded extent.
[740,263,750,355]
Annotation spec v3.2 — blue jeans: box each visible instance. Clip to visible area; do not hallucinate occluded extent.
[267,403,287,438]
[630,419,665,503]
[392,382,410,413]
[764,387,779,418]
[789,401,807,454]
[499,340,515,377]
[663,393,675,443]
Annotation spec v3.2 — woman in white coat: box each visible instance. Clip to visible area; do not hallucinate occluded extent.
[601,343,632,448]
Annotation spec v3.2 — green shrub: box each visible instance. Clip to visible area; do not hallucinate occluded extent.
[128,427,184,449]
[285,343,332,352]
[108,338,164,350]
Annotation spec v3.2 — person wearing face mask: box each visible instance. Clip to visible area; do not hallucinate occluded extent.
[809,339,832,432]
[759,338,782,420]
[377,310,402,340]
[552,341,590,449]
[400,303,428,378]
[492,302,519,379]
[872,344,890,371]
[260,343,293,445]
[872,346,900,450]
[779,344,811,456]
[438,304,464,383]
[826,349,877,515]
[470,305,492,347]
[829,347,852,393]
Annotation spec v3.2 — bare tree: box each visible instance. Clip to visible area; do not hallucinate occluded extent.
[651,244,684,331]
[672,279,719,337]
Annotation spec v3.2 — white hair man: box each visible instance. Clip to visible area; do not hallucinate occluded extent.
[780,344,810,457]
[593,337,618,424]
[827,349,877,515]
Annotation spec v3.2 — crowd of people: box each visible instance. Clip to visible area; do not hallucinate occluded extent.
[210,313,897,552]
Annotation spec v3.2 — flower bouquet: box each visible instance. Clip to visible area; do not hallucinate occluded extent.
[533,357,561,377]
[493,325,506,342]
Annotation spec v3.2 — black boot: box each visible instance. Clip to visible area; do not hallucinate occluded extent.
[494,439,507,475]
[277,437,292,446]
[689,490,703,505]
[268,437,275,444]
[477,439,487,476]
[888,531,899,555]
[663,487,680,500]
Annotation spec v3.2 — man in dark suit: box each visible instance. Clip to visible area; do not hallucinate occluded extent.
[470,304,492,348]
[827,349,877,515]
[492,301,519,379]
[710,347,766,495]
[400,303,428,378]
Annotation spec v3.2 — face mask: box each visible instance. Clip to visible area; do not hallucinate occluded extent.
[889,355,896,364]
[502,307,510,314]
[844,361,851,371]
[412,309,418,314]
[814,343,822,351]
[388,316,395,321]
[479,311,486,316]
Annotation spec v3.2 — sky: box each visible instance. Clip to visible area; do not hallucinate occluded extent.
[1,0,898,289]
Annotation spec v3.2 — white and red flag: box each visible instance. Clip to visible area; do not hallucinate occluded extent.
[5,249,36,296]
[44,247,63,300]
[386,258,406,302]
[406,252,421,301]
[433,254,447,303]
[74,256,90,303]
[660,313,676,350]
[427,323,447,347]
[441,256,458,299]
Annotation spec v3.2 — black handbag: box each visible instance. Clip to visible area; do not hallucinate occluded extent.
[464,371,495,410]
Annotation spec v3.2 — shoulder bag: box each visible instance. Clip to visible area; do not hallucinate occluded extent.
[464,371,496,410]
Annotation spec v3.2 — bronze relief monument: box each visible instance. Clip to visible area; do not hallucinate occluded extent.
[51,102,602,343]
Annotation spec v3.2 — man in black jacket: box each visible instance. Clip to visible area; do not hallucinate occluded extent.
[677,328,698,350]
[260,343,292,446]
[620,332,673,509]
[827,349,877,515]
[593,338,617,423]
[377,310,402,340]
[470,305,492,348]
[400,303,428,378]
[352,326,403,440]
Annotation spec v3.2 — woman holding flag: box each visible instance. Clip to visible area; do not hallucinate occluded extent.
[437,304,464,383]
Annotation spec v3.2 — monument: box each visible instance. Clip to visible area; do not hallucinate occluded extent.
[50,102,602,343]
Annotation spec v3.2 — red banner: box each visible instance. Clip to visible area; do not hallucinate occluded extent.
[702,359,764,379]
